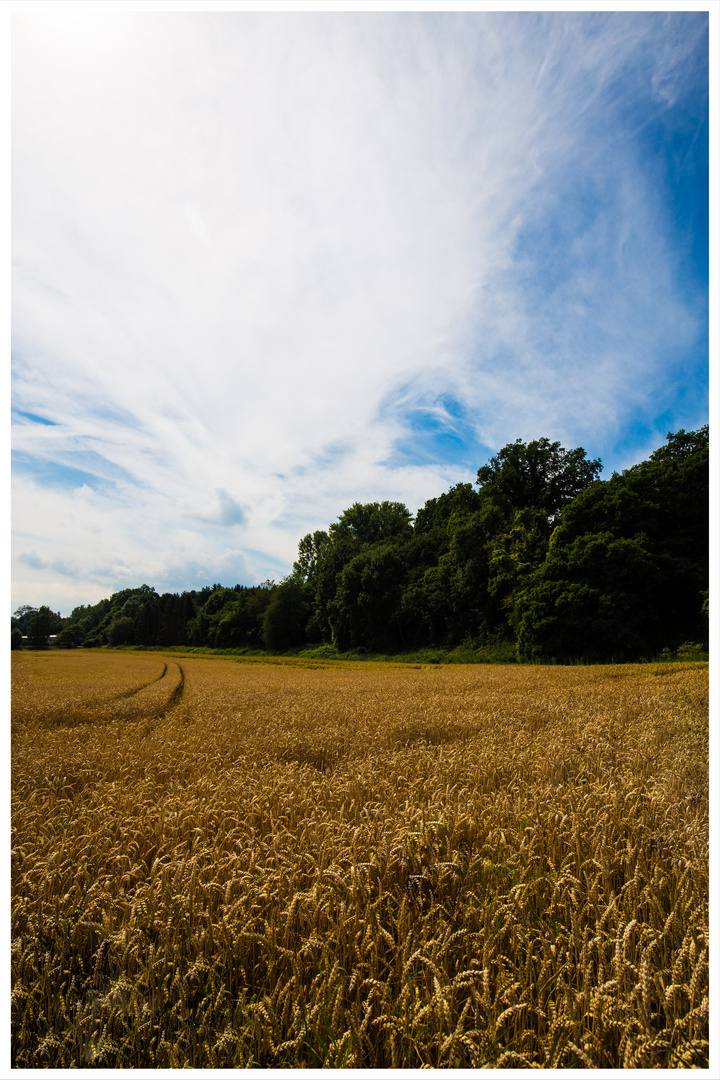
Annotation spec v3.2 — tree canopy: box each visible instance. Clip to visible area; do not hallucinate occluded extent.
[12,428,708,662]
[476,437,602,524]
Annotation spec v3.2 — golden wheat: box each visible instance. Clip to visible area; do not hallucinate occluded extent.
[11,651,708,1067]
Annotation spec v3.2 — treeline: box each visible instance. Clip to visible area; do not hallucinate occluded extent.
[11,582,276,652]
[12,428,708,663]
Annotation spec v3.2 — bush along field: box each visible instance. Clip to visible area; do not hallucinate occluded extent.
[11,651,708,1068]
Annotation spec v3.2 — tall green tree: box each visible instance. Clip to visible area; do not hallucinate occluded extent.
[293,530,332,585]
[476,437,602,527]
[469,438,604,640]
[297,502,413,645]
[262,579,311,651]
[28,605,54,647]
[329,541,409,652]
[392,484,484,648]
[55,623,85,647]
[12,605,37,635]
[514,532,665,662]
[108,616,135,646]
[329,501,413,546]
[514,428,708,660]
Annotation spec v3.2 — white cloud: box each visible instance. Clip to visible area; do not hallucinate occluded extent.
[183,203,211,247]
[11,10,709,612]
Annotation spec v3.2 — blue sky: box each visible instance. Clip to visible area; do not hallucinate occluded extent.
[11,6,712,615]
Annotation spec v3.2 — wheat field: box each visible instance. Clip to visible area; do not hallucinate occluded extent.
[11,649,709,1068]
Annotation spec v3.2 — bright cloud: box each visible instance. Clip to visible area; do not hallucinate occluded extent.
[11,9,710,613]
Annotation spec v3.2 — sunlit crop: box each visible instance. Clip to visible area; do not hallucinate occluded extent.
[11,651,708,1067]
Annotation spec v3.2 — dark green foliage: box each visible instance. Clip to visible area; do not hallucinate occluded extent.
[413,482,482,538]
[262,579,312,651]
[11,604,37,635]
[293,530,331,585]
[156,591,195,647]
[476,437,602,525]
[514,534,665,662]
[12,428,707,662]
[13,604,64,644]
[108,616,135,646]
[186,585,274,649]
[329,542,409,652]
[515,428,708,661]
[11,627,23,650]
[28,605,54,647]
[329,501,413,546]
[54,623,85,647]
[297,503,413,645]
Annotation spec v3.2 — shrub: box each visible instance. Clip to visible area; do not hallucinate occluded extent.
[675,641,709,662]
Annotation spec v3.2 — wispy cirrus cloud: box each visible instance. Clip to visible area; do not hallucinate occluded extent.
[11,9,709,612]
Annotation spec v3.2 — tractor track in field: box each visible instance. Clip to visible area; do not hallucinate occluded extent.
[110,662,169,699]
[103,660,185,722]
[37,660,186,728]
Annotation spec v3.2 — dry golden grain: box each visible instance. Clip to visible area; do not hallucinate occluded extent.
[11,651,708,1068]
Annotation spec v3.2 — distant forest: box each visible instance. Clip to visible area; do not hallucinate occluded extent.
[12,428,708,663]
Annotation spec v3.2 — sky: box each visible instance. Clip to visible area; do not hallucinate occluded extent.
[11,4,712,616]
